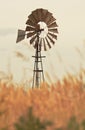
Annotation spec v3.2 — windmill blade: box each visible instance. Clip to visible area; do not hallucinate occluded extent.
[37,9,42,21]
[27,31,36,38]
[41,9,48,21]
[47,35,55,44]
[26,19,36,27]
[44,12,52,24]
[47,16,56,25]
[16,29,25,43]
[34,8,45,22]
[38,9,49,22]
[48,32,57,40]
[39,8,46,20]
[41,9,48,15]
[48,22,58,28]
[48,28,58,34]
[43,38,47,51]
[26,26,35,31]
[32,9,40,23]
[30,35,37,44]
[32,8,48,22]
[36,8,47,22]
[45,37,51,48]
[28,14,37,24]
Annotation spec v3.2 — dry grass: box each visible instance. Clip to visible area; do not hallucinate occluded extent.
[0,70,85,130]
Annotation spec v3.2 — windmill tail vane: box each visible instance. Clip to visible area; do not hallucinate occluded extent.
[16,8,58,88]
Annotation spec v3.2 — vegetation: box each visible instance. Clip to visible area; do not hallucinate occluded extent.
[14,109,85,130]
[15,107,52,130]
[0,70,85,130]
[55,116,85,130]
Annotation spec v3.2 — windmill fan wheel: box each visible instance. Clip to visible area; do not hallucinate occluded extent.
[26,8,58,51]
[16,8,58,51]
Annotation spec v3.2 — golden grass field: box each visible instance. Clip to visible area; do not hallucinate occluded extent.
[0,69,85,130]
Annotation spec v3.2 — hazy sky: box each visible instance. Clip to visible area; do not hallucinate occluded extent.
[0,0,85,84]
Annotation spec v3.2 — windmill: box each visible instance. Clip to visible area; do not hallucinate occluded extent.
[16,8,58,87]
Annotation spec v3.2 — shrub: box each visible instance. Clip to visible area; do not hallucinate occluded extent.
[14,107,52,130]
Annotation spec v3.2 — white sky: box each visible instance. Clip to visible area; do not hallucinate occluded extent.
[0,0,85,85]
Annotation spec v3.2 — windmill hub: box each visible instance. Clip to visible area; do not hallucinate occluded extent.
[38,22,48,38]
[16,8,58,87]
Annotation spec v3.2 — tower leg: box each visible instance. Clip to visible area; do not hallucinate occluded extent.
[32,62,35,88]
[32,32,45,88]
[40,51,45,82]
[32,50,45,88]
